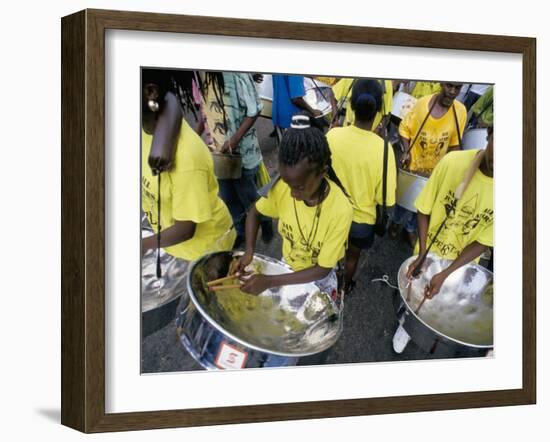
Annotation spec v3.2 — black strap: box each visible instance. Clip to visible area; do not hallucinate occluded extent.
[378,79,388,210]
[405,95,438,156]
[381,125,389,212]
[452,103,463,149]
[335,79,356,118]
[156,171,162,278]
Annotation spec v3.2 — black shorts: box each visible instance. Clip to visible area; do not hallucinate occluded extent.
[349,222,375,250]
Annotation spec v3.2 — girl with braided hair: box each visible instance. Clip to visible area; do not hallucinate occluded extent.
[234,114,353,297]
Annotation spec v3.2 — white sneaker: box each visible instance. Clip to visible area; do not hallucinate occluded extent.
[393,323,411,354]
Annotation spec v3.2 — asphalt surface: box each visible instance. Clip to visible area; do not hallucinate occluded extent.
[141,117,467,373]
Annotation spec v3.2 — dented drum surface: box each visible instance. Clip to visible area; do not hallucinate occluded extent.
[396,254,493,350]
[141,224,189,337]
[176,251,343,369]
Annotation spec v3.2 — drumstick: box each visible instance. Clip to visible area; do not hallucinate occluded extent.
[415,294,428,315]
[210,284,242,292]
[406,280,412,302]
[207,274,240,287]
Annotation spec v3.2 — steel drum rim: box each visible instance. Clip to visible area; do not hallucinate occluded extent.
[397,255,493,349]
[185,251,343,358]
[397,168,430,181]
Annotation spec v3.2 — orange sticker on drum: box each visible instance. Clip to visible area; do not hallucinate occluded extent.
[214,341,248,369]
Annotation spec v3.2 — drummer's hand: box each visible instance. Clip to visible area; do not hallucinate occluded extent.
[252,73,264,83]
[400,152,411,169]
[424,271,448,299]
[311,109,323,118]
[148,150,174,174]
[233,251,253,275]
[406,256,425,280]
[220,138,238,154]
[239,274,272,295]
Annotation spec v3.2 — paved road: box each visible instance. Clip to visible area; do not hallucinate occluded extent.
[141,117,464,373]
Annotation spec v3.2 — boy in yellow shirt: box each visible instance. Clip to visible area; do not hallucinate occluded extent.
[390,82,467,246]
[406,127,494,298]
[235,114,353,298]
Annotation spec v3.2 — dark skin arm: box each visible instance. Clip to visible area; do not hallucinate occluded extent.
[142,220,196,255]
[147,92,182,173]
[240,265,331,295]
[233,205,331,295]
[406,211,430,279]
[424,241,488,298]
[220,115,259,153]
[399,136,411,168]
[291,97,322,118]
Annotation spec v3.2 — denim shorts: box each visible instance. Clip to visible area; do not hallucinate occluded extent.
[349,222,375,249]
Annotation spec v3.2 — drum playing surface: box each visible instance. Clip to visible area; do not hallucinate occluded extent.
[188,252,343,356]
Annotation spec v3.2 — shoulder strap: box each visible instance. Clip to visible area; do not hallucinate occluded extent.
[452,103,464,149]
[258,173,280,198]
[406,95,438,155]
[381,126,389,210]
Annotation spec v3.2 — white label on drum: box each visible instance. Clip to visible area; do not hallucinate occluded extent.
[215,341,248,370]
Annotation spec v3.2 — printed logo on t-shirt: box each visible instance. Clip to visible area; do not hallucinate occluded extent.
[429,190,494,257]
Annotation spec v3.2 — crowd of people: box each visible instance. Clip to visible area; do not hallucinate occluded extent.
[141,68,494,358]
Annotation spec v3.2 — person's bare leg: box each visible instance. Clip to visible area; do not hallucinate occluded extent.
[344,243,362,292]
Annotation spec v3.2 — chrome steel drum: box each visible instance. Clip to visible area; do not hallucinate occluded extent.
[397,254,493,349]
[391,91,417,120]
[176,251,343,369]
[462,128,488,150]
[395,168,429,213]
[256,74,273,118]
[141,225,189,337]
[303,77,332,117]
[255,75,332,119]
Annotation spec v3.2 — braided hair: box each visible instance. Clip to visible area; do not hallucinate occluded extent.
[141,68,202,120]
[279,114,349,198]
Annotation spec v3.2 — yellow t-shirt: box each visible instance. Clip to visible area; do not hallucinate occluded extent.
[256,179,353,271]
[313,76,339,86]
[415,149,493,260]
[141,119,235,261]
[410,82,441,98]
[399,94,467,174]
[327,125,397,224]
[332,78,393,130]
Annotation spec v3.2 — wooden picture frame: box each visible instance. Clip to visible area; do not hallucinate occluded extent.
[61,8,536,433]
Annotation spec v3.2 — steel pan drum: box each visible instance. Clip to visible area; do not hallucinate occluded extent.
[255,75,332,119]
[176,251,342,369]
[141,228,189,337]
[395,168,429,212]
[397,254,493,349]
[391,91,417,120]
[462,128,488,150]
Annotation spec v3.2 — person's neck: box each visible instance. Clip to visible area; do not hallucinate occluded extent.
[142,113,157,135]
[304,179,329,207]
[354,119,375,131]
[479,159,493,178]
